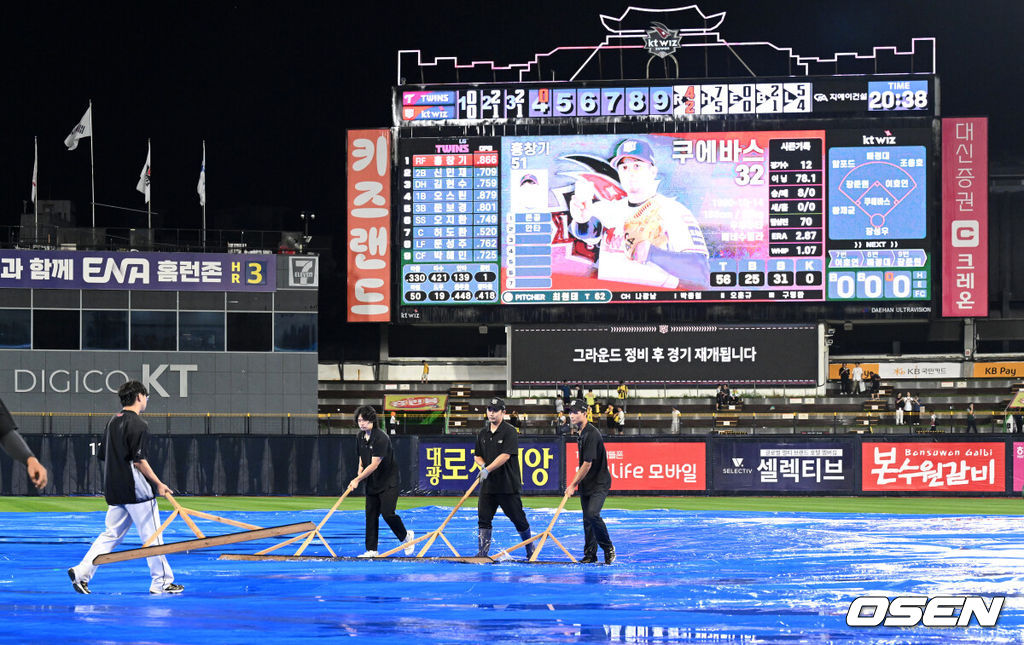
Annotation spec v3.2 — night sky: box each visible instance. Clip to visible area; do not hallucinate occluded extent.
[1,0,1020,237]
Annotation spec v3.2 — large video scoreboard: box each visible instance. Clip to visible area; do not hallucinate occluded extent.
[392,76,937,323]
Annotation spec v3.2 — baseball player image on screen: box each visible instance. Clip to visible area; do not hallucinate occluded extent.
[568,138,710,290]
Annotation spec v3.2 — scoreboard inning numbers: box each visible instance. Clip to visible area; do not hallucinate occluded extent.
[397,76,935,125]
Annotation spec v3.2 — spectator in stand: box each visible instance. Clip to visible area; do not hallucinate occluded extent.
[604,403,615,433]
[387,411,400,435]
[585,389,596,411]
[895,393,905,425]
[420,361,429,383]
[616,381,629,411]
[576,384,584,401]
[903,392,913,425]
[870,372,881,399]
[554,395,564,416]
[671,407,680,434]
[929,413,938,432]
[910,396,921,425]
[1015,413,1024,434]
[839,363,851,396]
[560,381,571,406]
[508,410,521,431]
[555,412,568,433]
[614,407,625,435]
[851,364,864,396]
[966,403,978,433]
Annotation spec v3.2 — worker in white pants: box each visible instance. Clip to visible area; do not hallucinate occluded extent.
[70,498,175,593]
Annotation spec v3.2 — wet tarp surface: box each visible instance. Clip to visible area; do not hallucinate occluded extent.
[2,507,1023,643]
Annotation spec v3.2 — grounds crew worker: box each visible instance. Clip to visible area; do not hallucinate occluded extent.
[473,397,534,558]
[348,405,416,557]
[566,399,615,564]
[0,396,47,490]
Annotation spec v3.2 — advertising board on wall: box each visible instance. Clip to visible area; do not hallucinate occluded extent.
[347,129,392,322]
[418,439,561,493]
[0,250,274,291]
[862,442,1004,492]
[565,440,706,492]
[712,441,855,492]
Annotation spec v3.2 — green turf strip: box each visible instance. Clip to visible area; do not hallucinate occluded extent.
[1,496,1023,515]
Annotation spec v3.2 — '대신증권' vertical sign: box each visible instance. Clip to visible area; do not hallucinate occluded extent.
[941,117,988,317]
[347,129,392,322]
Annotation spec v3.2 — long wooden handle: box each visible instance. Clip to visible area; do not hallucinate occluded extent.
[416,477,481,557]
[436,477,481,533]
[294,487,352,556]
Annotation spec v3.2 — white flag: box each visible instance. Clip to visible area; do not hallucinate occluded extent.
[32,139,38,204]
[197,141,206,206]
[64,106,92,151]
[136,142,151,203]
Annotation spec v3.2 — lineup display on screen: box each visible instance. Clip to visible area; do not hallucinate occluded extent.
[396,127,932,309]
[396,76,936,126]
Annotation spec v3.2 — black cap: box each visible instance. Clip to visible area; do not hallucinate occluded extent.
[567,399,588,413]
[487,397,505,411]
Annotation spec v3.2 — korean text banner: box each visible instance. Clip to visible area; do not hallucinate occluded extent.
[862,442,1004,492]
[712,440,856,492]
[419,440,561,493]
[941,117,988,317]
[566,441,706,492]
[511,323,818,385]
[1013,443,1024,492]
[384,394,448,412]
[0,250,274,291]
[347,129,392,322]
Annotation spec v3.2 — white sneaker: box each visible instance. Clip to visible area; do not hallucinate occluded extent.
[403,530,416,556]
[357,550,378,558]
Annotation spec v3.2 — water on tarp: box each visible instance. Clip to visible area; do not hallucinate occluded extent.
[2,507,1024,643]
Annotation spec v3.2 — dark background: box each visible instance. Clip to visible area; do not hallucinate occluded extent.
[1,1,1020,359]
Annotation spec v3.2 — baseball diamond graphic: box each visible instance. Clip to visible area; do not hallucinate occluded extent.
[836,161,919,229]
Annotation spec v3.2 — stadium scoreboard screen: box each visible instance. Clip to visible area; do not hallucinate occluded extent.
[393,75,937,322]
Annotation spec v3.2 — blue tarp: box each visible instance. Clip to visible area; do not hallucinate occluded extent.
[2,507,1023,643]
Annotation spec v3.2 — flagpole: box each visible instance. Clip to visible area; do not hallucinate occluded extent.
[201,140,207,247]
[34,136,38,231]
[89,99,95,227]
[147,138,152,229]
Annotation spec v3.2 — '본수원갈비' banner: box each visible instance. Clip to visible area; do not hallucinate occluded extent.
[862,442,1004,492]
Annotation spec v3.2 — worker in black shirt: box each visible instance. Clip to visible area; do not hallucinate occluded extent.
[566,399,615,564]
[473,397,534,558]
[348,405,415,557]
[0,396,47,490]
[68,381,182,594]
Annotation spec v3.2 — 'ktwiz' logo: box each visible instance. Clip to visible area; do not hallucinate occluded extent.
[644,22,681,58]
[847,596,1004,627]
